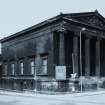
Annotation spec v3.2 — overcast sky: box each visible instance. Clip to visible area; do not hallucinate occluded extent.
[0,0,105,39]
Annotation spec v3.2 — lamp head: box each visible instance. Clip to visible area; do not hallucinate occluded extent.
[81,28,86,31]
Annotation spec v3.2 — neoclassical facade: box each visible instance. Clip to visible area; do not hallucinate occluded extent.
[0,10,105,92]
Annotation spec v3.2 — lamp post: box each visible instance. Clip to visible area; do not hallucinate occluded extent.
[34,62,37,93]
[80,27,86,93]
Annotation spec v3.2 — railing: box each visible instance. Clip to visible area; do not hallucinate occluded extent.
[1,65,105,94]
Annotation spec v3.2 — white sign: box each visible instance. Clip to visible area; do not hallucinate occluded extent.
[55,66,66,80]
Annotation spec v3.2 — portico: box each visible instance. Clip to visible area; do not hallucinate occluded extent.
[54,27,105,78]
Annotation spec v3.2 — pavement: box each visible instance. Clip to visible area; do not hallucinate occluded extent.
[0,90,105,105]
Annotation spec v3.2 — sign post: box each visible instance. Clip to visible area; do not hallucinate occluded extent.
[55,66,66,80]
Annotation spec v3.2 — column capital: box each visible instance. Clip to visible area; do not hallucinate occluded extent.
[85,35,91,39]
[74,31,80,37]
[96,37,102,41]
[58,27,66,33]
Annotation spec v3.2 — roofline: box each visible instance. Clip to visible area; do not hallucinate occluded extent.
[63,11,96,17]
[63,17,105,31]
[0,14,64,43]
[63,10,105,24]
[1,10,105,43]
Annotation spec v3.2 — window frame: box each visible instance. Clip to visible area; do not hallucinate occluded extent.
[20,61,24,75]
[3,63,8,75]
[41,56,48,75]
[11,63,15,75]
[30,59,35,75]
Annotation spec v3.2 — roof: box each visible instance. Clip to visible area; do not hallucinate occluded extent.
[1,10,105,43]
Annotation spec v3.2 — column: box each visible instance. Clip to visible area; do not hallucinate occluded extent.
[95,38,101,77]
[59,29,65,66]
[85,36,90,77]
[73,35,79,75]
[48,32,55,77]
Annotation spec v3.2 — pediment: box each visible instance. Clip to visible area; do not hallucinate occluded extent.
[65,12,105,29]
[74,15,105,29]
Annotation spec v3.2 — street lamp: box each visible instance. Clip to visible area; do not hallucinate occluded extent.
[80,27,86,93]
[34,63,37,93]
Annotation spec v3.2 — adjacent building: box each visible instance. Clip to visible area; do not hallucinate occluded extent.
[1,10,105,92]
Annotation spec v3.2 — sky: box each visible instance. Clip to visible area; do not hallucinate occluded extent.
[0,0,105,39]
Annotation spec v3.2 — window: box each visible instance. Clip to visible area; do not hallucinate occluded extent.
[20,62,24,75]
[4,64,7,75]
[11,63,15,75]
[30,60,35,75]
[41,56,47,75]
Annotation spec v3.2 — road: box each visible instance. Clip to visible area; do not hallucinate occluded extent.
[0,91,105,105]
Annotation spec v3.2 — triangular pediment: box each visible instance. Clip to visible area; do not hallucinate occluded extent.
[65,11,105,29]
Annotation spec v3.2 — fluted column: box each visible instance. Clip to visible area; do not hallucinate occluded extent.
[73,35,79,75]
[95,38,101,77]
[59,28,65,66]
[85,36,90,77]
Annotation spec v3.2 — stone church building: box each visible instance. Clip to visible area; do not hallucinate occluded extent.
[0,10,105,92]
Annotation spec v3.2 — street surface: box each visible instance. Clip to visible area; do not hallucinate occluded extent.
[0,90,105,105]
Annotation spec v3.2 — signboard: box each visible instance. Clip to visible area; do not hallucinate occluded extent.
[55,66,66,80]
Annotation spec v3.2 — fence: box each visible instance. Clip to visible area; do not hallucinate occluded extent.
[0,65,105,94]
